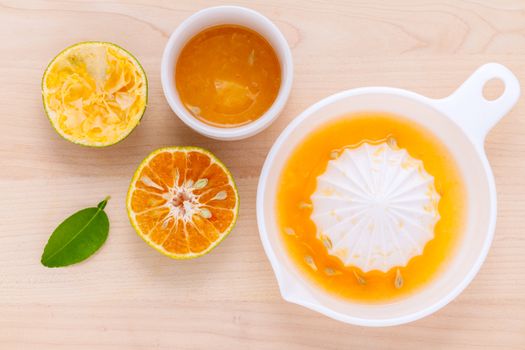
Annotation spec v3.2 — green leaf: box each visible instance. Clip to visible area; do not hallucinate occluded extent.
[41,197,110,267]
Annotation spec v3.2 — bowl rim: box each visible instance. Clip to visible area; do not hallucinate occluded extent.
[160,5,294,140]
[256,86,498,327]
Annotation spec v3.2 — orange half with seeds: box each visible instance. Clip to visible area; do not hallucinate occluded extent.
[126,147,239,259]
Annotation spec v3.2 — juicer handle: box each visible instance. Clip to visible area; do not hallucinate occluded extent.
[435,63,521,147]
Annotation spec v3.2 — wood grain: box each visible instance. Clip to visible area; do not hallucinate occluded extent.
[1,0,525,349]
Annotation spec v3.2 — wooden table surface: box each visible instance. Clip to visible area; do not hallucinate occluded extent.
[1,0,525,349]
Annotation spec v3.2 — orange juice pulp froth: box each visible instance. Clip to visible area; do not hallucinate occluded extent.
[175,25,281,127]
[276,113,467,302]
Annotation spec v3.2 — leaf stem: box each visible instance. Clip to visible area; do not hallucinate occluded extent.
[97,196,111,210]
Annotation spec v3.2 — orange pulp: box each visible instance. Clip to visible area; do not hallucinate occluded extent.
[127,147,239,258]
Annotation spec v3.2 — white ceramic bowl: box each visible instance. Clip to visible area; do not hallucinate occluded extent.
[161,6,293,140]
[257,63,520,326]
